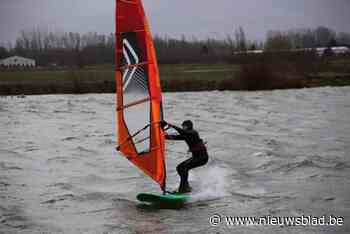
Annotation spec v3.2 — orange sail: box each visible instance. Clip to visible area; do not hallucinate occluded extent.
[115,0,166,191]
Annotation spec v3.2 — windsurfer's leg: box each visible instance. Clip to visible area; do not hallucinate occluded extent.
[180,151,209,192]
[176,152,209,192]
[187,151,209,170]
[176,157,193,191]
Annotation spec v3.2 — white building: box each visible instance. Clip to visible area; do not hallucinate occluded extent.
[0,56,36,67]
[234,50,263,55]
[234,46,350,56]
[297,46,350,56]
[328,46,350,55]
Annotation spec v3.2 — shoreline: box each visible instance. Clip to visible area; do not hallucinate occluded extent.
[1,75,350,95]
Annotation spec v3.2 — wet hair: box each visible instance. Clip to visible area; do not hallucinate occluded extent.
[182,120,193,130]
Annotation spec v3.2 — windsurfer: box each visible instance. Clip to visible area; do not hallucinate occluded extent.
[161,120,208,193]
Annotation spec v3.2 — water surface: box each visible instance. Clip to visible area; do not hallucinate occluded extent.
[1,87,350,233]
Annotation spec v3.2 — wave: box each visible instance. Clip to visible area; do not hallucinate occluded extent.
[48,182,73,190]
[80,110,96,114]
[61,136,79,141]
[74,192,118,202]
[333,162,350,170]
[41,194,75,204]
[0,150,24,158]
[42,192,126,204]
[46,156,73,164]
[0,162,22,171]
[72,146,98,156]
[53,110,72,114]
[256,158,349,174]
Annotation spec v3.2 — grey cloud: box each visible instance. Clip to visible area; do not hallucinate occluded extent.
[0,0,349,44]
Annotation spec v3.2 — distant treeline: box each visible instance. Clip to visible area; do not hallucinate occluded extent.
[265,27,350,51]
[0,26,349,66]
[0,30,115,67]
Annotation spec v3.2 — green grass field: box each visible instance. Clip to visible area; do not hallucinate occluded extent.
[1,59,349,95]
[0,64,238,82]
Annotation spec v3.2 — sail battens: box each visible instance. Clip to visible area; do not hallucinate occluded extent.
[117,97,150,111]
[119,62,150,70]
[119,0,137,4]
[117,29,146,34]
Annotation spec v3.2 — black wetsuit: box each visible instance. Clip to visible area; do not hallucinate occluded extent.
[166,125,208,191]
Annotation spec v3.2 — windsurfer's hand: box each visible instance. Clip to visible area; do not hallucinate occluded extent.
[160,121,168,129]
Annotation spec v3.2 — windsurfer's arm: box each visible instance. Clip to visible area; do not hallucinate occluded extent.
[165,134,185,140]
[161,121,187,139]
[168,124,188,135]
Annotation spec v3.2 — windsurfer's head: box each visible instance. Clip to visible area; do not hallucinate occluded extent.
[182,120,193,130]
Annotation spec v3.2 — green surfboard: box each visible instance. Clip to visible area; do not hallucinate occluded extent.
[137,192,190,204]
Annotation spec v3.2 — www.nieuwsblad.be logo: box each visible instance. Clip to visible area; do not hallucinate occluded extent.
[209,214,344,227]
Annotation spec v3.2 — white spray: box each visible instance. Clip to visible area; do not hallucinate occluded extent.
[189,164,232,201]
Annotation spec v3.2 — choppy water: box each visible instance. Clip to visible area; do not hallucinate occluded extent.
[1,87,350,234]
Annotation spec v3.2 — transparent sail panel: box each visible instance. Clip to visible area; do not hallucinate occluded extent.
[123,101,150,153]
[120,31,151,154]
[122,66,150,154]
[122,66,148,105]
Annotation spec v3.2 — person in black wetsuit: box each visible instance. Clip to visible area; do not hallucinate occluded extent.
[161,120,208,193]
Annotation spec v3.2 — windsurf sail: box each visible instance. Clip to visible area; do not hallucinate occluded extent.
[115,0,166,191]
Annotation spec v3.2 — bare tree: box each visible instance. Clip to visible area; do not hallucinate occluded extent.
[235,26,247,51]
[265,30,292,51]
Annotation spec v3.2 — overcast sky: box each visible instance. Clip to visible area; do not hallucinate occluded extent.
[0,0,349,44]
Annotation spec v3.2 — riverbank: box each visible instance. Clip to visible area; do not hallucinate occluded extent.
[1,63,350,95]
